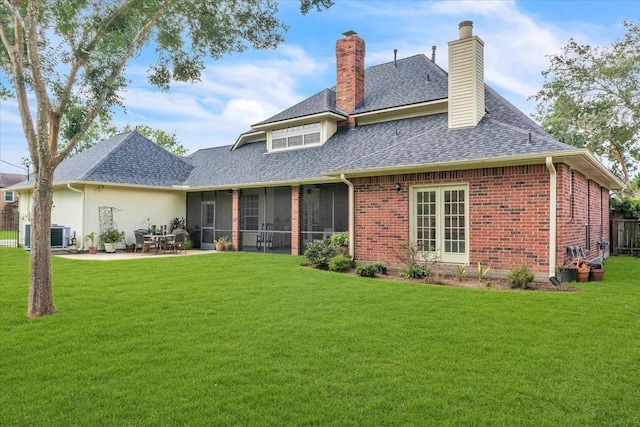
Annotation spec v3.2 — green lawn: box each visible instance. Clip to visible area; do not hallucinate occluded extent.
[1,249,639,426]
[0,229,18,239]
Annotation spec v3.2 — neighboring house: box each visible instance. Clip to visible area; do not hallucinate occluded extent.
[11,21,623,277]
[1,172,24,215]
[1,173,23,208]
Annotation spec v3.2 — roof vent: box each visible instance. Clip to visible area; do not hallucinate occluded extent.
[393,49,397,67]
[431,45,436,63]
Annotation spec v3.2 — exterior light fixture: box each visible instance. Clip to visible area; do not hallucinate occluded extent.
[394,183,401,191]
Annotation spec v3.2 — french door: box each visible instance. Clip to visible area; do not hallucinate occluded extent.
[411,185,468,264]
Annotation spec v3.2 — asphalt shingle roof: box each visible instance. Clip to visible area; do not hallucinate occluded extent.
[46,53,575,189]
[255,88,345,126]
[52,131,193,186]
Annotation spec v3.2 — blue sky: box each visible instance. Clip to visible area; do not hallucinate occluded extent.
[0,0,636,175]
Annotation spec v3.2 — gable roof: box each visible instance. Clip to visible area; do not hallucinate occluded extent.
[254,89,346,127]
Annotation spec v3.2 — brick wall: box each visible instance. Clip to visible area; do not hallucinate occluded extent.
[556,165,610,264]
[351,164,606,274]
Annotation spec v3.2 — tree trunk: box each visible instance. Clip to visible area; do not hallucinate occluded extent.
[27,168,56,318]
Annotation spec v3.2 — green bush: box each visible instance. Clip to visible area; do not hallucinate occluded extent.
[329,253,352,272]
[330,232,349,247]
[355,263,384,278]
[400,264,430,279]
[304,239,340,270]
[508,264,535,289]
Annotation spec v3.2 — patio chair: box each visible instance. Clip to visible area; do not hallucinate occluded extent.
[256,223,274,250]
[134,230,155,255]
[164,230,189,254]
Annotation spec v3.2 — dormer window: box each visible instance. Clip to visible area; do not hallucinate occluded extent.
[271,123,321,151]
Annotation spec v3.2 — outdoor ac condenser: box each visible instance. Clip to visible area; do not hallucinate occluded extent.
[24,224,71,248]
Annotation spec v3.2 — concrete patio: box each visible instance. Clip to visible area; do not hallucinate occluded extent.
[54,249,216,261]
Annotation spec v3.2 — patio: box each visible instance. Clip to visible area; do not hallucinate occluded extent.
[54,248,216,261]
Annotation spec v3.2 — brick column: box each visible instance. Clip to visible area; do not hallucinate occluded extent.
[232,189,240,251]
[291,186,300,255]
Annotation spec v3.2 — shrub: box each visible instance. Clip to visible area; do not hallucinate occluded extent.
[455,264,467,281]
[304,239,340,270]
[355,263,384,278]
[508,264,535,289]
[400,264,430,279]
[329,253,352,272]
[395,241,439,280]
[330,232,349,247]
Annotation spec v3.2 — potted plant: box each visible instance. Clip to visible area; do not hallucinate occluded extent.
[85,232,97,254]
[215,235,229,251]
[100,228,125,253]
[575,258,591,282]
[125,241,136,253]
[169,217,187,232]
[330,232,349,253]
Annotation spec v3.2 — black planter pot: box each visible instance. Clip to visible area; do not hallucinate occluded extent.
[560,267,577,283]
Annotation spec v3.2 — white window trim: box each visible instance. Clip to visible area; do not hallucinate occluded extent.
[4,191,14,203]
[268,122,322,152]
[409,183,469,264]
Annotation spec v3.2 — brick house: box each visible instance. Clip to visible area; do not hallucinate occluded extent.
[1,173,23,222]
[12,21,623,278]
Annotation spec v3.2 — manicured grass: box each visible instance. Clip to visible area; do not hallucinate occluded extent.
[0,229,18,239]
[1,249,639,426]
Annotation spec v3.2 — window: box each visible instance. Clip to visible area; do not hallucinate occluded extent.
[270,123,321,150]
[411,185,468,263]
[3,192,14,203]
[241,193,259,230]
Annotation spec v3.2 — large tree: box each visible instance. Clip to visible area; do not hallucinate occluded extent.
[0,0,332,318]
[532,21,640,192]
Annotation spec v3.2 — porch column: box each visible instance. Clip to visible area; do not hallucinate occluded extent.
[291,186,300,255]
[232,189,240,251]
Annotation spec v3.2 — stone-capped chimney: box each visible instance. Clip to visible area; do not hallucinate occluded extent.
[336,30,365,122]
[447,21,485,129]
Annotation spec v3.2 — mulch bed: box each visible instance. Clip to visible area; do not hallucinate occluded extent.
[346,267,580,292]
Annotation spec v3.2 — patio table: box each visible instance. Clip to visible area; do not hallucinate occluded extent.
[144,234,175,254]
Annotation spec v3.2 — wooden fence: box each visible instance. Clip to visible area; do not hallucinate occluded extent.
[611,219,640,256]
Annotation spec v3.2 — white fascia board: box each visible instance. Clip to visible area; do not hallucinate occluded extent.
[251,112,346,131]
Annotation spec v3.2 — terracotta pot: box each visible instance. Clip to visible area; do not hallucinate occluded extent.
[125,245,135,253]
[215,242,224,251]
[577,267,590,283]
[590,268,604,281]
[88,247,97,255]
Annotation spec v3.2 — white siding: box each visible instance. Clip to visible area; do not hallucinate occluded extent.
[84,185,185,248]
[448,36,485,129]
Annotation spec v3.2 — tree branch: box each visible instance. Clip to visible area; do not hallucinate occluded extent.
[57,0,174,163]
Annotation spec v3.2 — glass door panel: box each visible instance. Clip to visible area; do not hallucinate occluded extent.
[201,201,215,250]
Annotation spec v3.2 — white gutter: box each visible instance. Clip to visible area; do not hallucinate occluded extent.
[546,157,557,278]
[67,183,85,249]
[340,174,355,258]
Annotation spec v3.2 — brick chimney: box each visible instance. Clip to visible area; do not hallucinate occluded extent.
[336,30,365,124]
[448,21,485,129]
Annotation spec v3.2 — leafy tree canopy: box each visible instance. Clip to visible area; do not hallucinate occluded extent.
[531,21,640,192]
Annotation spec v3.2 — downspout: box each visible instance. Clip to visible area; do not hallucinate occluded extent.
[340,174,355,258]
[67,183,85,249]
[546,157,557,278]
